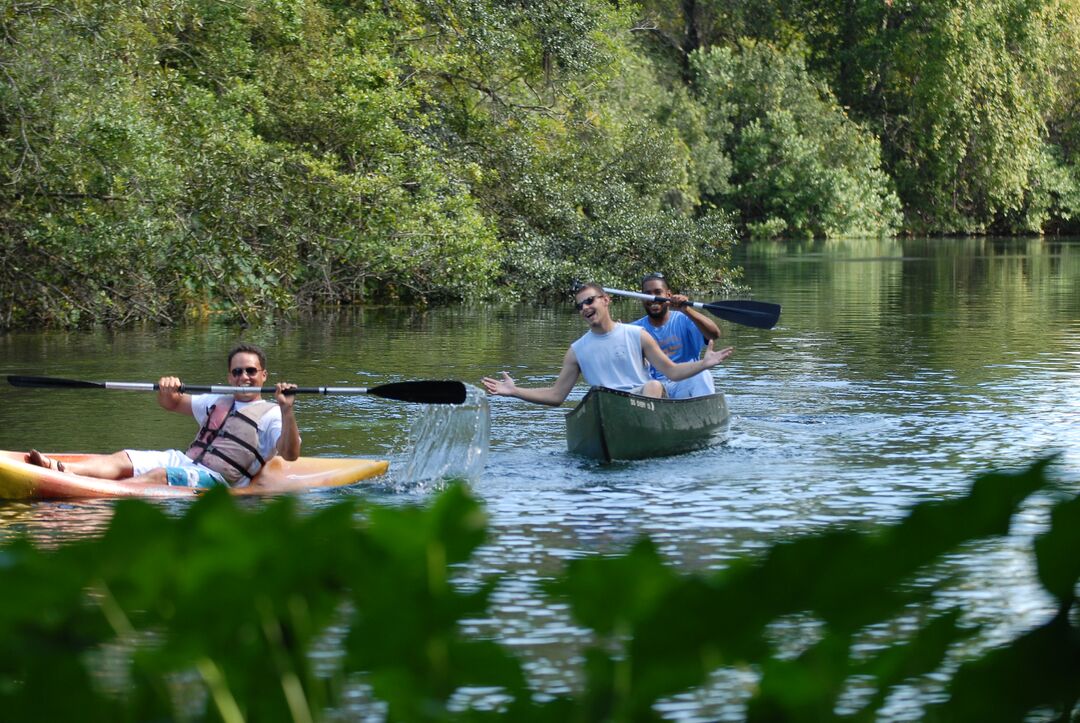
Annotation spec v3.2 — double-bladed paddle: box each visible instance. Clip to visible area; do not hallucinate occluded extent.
[602,287,781,329]
[7,375,468,405]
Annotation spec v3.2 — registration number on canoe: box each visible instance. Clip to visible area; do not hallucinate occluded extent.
[630,398,655,411]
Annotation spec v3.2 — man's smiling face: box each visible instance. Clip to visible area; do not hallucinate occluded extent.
[642,278,670,320]
[574,289,608,327]
[228,352,267,401]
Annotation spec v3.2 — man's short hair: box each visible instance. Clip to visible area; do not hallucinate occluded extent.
[641,272,670,291]
[573,281,605,297]
[227,343,267,370]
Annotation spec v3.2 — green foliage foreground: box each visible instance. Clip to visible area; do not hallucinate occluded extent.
[1,460,1078,721]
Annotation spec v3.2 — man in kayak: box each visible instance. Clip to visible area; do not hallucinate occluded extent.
[26,343,301,488]
[630,272,721,398]
[482,282,734,405]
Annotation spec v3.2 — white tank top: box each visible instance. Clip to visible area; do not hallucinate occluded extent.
[571,323,651,391]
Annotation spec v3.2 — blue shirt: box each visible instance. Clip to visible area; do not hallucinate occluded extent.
[631,312,707,381]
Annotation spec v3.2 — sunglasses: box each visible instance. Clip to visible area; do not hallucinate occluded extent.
[642,272,665,284]
[231,366,262,377]
[574,295,600,311]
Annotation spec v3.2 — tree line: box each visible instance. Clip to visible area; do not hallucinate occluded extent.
[1,0,1076,327]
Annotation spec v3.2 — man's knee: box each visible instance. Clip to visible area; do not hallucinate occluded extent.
[642,380,666,398]
[133,467,169,485]
[108,450,136,477]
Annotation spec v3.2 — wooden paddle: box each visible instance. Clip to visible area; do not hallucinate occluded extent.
[602,287,781,329]
[7,375,468,405]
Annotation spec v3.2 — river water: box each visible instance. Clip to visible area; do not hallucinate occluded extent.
[1,236,1078,719]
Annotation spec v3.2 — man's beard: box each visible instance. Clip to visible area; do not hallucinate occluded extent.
[646,304,667,320]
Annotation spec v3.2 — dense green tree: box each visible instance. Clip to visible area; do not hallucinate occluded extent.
[636,0,1080,235]
[788,0,1080,234]
[0,0,742,328]
[692,42,902,238]
[5,0,1080,328]
[884,0,1058,232]
[392,0,738,297]
[464,45,738,297]
[632,0,802,79]
[0,0,506,326]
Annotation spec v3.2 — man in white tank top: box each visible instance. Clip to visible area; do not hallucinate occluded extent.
[483,283,734,406]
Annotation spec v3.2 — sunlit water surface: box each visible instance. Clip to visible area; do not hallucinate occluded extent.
[1,237,1078,720]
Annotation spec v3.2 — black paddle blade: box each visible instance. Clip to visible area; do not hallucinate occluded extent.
[367,380,468,405]
[700,300,782,329]
[7,375,106,389]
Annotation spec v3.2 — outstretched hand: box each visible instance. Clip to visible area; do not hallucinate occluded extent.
[702,340,734,367]
[482,372,517,397]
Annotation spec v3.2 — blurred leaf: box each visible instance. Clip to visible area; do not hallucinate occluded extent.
[928,609,1080,721]
[1034,493,1080,603]
[854,609,975,716]
[548,539,677,636]
[748,632,853,722]
[345,483,525,720]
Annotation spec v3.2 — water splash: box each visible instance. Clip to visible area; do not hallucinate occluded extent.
[398,385,489,487]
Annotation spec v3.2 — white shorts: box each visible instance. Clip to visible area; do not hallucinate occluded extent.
[124,449,227,487]
[628,381,667,397]
[663,371,716,399]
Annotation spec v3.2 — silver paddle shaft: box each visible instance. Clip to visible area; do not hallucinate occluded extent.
[103,383,368,395]
[602,287,699,308]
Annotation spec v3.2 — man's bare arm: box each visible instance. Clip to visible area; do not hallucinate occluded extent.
[157,376,193,416]
[671,294,720,341]
[483,348,581,406]
[642,333,733,381]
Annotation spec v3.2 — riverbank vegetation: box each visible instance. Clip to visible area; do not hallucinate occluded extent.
[2,0,1078,327]
[0,459,1076,720]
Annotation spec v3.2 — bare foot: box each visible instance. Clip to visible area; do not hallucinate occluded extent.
[28,449,65,473]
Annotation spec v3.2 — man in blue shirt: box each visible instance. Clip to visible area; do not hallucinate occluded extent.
[630,273,721,398]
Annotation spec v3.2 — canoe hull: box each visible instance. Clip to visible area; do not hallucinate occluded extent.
[565,387,729,462]
[0,451,389,500]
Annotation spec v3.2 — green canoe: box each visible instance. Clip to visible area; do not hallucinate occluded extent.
[565,386,730,462]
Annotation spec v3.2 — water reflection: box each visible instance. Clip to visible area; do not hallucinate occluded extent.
[0,498,138,547]
[0,237,1078,719]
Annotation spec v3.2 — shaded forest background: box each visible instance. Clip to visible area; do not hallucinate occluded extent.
[2,0,1079,327]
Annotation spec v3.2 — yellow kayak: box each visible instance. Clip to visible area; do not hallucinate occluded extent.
[0,450,389,500]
